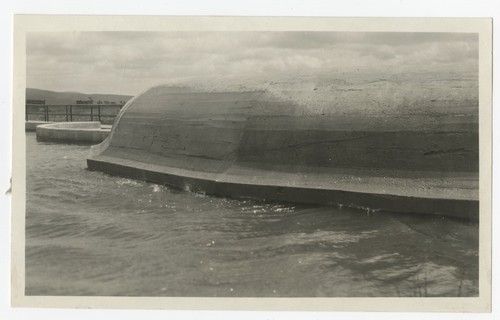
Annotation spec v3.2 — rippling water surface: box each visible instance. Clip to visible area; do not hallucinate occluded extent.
[25,132,479,297]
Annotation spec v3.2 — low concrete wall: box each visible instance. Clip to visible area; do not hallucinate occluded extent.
[26,121,51,132]
[36,122,110,143]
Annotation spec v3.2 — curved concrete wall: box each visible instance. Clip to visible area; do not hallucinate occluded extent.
[36,122,110,143]
[87,86,479,219]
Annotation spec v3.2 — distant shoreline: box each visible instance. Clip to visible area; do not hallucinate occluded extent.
[26,87,134,106]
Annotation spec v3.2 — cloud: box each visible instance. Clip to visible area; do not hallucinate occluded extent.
[26,31,478,95]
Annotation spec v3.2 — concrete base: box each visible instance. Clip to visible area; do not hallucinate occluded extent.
[36,122,110,143]
[88,154,478,220]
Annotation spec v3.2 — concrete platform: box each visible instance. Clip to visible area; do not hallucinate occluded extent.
[87,85,479,219]
[36,121,111,143]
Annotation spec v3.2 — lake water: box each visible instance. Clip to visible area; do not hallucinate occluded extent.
[25,132,479,297]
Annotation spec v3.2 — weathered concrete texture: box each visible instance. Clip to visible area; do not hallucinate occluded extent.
[36,122,110,143]
[26,121,51,132]
[87,86,479,219]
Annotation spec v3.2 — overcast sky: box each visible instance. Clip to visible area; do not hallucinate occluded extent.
[26,31,478,95]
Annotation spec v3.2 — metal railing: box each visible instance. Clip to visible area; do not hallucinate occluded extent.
[26,104,125,125]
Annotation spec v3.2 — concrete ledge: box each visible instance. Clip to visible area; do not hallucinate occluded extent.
[87,155,479,220]
[26,121,52,132]
[36,121,110,143]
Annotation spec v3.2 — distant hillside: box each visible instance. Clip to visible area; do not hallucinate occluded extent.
[26,88,134,105]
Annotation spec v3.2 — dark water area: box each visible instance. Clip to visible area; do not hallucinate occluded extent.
[25,132,479,297]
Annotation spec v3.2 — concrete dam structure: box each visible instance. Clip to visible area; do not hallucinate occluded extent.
[87,84,479,219]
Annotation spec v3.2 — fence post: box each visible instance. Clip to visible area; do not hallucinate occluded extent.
[45,105,49,122]
[70,105,73,122]
[98,105,101,122]
[90,105,94,121]
[65,105,68,122]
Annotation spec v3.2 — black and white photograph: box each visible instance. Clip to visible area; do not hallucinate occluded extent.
[9,15,492,313]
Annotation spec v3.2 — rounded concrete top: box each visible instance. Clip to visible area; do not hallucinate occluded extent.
[92,83,478,175]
